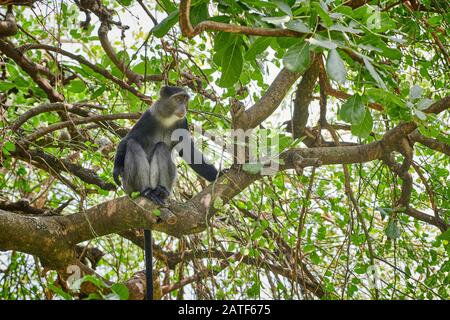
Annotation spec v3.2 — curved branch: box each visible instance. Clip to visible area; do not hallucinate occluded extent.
[424,95,450,114]
[10,102,107,132]
[98,22,143,87]
[179,0,305,38]
[410,130,450,157]
[0,40,64,102]
[18,44,152,104]
[232,68,301,129]
[23,112,140,142]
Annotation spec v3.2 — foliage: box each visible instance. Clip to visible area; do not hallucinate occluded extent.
[0,0,449,300]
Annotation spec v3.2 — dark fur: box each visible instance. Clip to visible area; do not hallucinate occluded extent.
[113,86,218,204]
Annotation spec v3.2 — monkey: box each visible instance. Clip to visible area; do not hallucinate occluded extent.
[113,86,219,300]
[113,85,219,205]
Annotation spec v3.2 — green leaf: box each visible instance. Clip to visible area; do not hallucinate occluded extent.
[2,141,16,153]
[354,264,367,274]
[326,49,347,83]
[151,10,179,38]
[245,37,272,60]
[218,40,243,88]
[438,229,450,241]
[190,3,209,26]
[117,0,132,5]
[213,197,223,209]
[158,0,177,13]
[68,80,86,93]
[339,95,366,125]
[132,60,152,75]
[130,191,140,199]
[111,284,129,300]
[416,98,433,110]
[311,2,333,27]
[285,19,310,33]
[282,42,311,73]
[91,86,105,99]
[214,32,235,64]
[310,251,321,264]
[428,16,442,27]
[385,220,401,239]
[48,284,73,300]
[363,58,387,90]
[0,82,16,91]
[351,109,373,138]
[329,23,362,34]
[153,209,161,217]
[274,0,292,17]
[261,16,290,25]
[414,109,426,120]
[246,281,261,297]
[350,234,366,246]
[307,37,337,50]
[366,88,404,108]
[81,275,107,289]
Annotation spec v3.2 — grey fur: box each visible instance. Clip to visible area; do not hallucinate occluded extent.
[113,86,219,205]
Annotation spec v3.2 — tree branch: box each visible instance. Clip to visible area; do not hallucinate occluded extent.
[179,0,305,38]
[232,68,301,129]
[18,44,152,104]
[0,40,64,102]
[11,146,116,191]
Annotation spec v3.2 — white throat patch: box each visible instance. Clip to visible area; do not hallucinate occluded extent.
[160,114,182,127]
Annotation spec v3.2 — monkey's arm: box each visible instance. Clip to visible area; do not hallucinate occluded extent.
[177,121,219,182]
[179,137,219,182]
[113,139,127,186]
[178,119,219,182]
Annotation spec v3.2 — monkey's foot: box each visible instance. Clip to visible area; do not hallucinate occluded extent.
[141,188,166,206]
[153,185,169,199]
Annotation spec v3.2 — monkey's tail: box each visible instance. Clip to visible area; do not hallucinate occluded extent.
[144,229,153,300]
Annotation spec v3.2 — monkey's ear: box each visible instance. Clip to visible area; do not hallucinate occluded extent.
[160,86,172,99]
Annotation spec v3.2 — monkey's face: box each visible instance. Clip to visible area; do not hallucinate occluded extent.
[161,92,189,119]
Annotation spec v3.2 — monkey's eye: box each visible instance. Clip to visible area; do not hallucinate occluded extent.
[175,95,188,104]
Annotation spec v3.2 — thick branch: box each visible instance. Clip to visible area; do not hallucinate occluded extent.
[410,130,450,157]
[424,95,450,114]
[291,56,321,140]
[1,120,443,272]
[232,68,301,129]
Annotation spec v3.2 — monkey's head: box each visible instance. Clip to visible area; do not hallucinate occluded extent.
[156,86,190,120]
